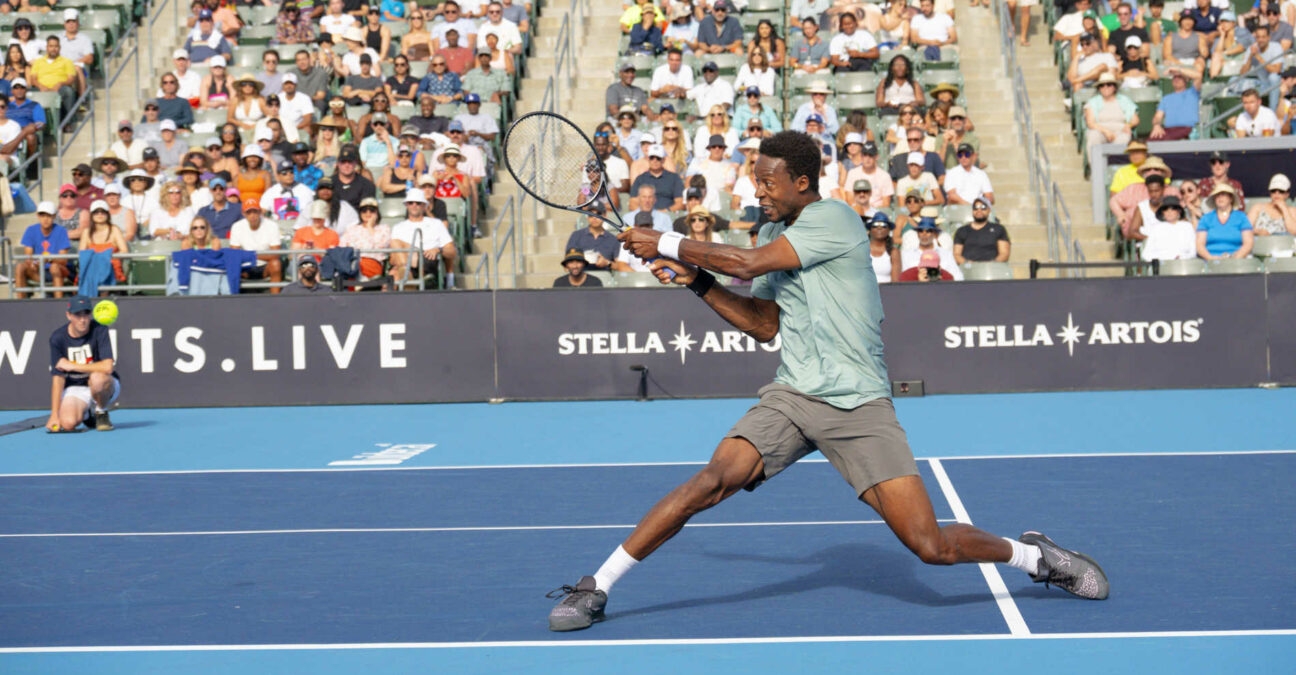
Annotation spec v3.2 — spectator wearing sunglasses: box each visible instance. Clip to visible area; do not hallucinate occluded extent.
[942,144,993,206]
[954,197,1011,264]
[732,86,782,134]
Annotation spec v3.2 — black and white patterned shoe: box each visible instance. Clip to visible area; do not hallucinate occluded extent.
[1020,531,1109,600]
[546,575,607,631]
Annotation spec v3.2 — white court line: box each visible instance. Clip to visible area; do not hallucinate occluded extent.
[1,629,1293,653]
[929,459,1030,637]
[1,449,1294,478]
[0,519,958,539]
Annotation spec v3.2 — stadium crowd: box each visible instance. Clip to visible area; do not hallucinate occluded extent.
[1046,0,1295,264]
[559,0,1019,286]
[10,0,525,296]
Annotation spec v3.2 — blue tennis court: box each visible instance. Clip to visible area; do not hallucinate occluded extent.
[1,388,1293,674]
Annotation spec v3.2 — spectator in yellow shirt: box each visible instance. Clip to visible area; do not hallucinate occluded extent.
[31,36,83,122]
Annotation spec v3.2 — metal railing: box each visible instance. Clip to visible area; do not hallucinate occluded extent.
[1196,49,1293,137]
[9,244,427,298]
[472,0,587,289]
[1,236,10,283]
[995,0,1083,274]
[103,23,142,145]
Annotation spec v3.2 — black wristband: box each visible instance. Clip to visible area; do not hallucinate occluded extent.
[687,270,716,298]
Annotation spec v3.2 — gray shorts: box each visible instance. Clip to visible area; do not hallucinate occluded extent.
[726,383,919,497]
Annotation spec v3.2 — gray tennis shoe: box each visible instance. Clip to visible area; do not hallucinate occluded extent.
[1020,531,1109,600]
[546,575,607,631]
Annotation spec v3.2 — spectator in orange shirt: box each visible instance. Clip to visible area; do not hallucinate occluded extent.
[290,200,340,260]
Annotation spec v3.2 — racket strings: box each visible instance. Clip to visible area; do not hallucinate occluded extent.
[504,115,602,210]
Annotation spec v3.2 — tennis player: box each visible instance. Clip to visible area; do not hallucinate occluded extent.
[46,296,119,433]
[547,131,1108,632]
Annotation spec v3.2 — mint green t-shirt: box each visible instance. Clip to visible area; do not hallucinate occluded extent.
[751,198,890,409]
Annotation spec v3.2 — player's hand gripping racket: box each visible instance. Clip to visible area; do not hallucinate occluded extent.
[502,111,674,278]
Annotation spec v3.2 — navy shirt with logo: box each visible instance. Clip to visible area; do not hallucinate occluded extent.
[49,321,117,387]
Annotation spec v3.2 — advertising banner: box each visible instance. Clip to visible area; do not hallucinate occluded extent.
[0,293,496,409]
[495,288,782,400]
[1266,273,1296,385]
[880,276,1270,393]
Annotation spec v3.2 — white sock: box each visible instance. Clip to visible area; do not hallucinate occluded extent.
[1004,537,1040,575]
[592,545,639,594]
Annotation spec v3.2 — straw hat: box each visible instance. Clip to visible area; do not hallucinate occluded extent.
[686,205,715,225]
[1137,156,1172,179]
[1207,182,1239,208]
[928,82,961,98]
[90,151,127,174]
[233,73,263,93]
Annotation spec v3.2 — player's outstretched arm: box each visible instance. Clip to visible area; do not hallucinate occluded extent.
[649,259,780,343]
[620,227,802,281]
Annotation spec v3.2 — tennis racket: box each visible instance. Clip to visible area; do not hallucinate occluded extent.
[502,111,673,278]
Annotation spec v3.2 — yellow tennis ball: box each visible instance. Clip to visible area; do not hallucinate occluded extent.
[93,299,119,326]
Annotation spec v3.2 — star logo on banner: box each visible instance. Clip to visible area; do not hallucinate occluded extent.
[1056,313,1085,357]
[668,321,696,364]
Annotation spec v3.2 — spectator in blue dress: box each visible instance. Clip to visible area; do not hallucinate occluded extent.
[627,5,664,54]
[1196,183,1253,259]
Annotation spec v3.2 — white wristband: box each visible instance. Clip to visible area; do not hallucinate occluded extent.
[658,231,685,260]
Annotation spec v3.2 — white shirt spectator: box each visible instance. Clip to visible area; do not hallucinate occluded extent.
[604,153,630,188]
[901,244,964,279]
[157,69,203,100]
[828,30,878,61]
[188,186,213,210]
[1234,105,1280,137]
[1053,11,1086,39]
[478,17,524,53]
[1140,219,1197,261]
[260,182,316,230]
[149,206,195,237]
[0,118,22,149]
[687,76,737,116]
[59,32,95,66]
[615,243,653,271]
[910,12,955,42]
[691,126,739,158]
[341,48,383,77]
[279,91,315,132]
[896,172,940,202]
[733,65,775,96]
[943,165,994,204]
[228,216,285,251]
[110,139,148,167]
[392,217,453,251]
[732,174,759,209]
[1075,51,1118,79]
[685,157,736,211]
[432,18,479,46]
[650,63,695,94]
[319,13,357,39]
[425,141,487,181]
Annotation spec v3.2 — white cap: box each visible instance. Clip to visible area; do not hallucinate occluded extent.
[647,144,666,158]
[89,199,109,212]
[907,151,925,165]
[10,77,26,88]
[738,137,761,151]
[404,191,429,204]
[172,48,189,60]
[159,119,177,132]
[36,200,56,215]
[844,132,865,146]
[639,133,656,144]
[1125,35,1142,48]
[103,183,123,195]
[209,55,226,68]
[440,143,462,157]
[1270,173,1292,192]
[254,128,274,142]
[281,72,297,84]
[63,8,79,21]
[310,199,330,219]
[241,144,265,159]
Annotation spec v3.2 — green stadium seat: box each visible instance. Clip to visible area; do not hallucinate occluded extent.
[1206,258,1263,274]
[1252,235,1295,259]
[614,271,670,287]
[1156,258,1204,275]
[587,270,614,286]
[1265,256,1296,273]
[962,261,1014,280]
[835,92,876,114]
[834,71,878,94]
[380,198,407,219]
[942,203,972,225]
[240,24,278,46]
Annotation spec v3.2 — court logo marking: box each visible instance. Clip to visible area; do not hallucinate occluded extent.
[328,444,436,467]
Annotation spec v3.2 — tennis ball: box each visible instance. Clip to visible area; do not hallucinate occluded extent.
[93,299,119,326]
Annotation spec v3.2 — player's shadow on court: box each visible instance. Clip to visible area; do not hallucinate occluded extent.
[111,420,156,430]
[614,542,988,620]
